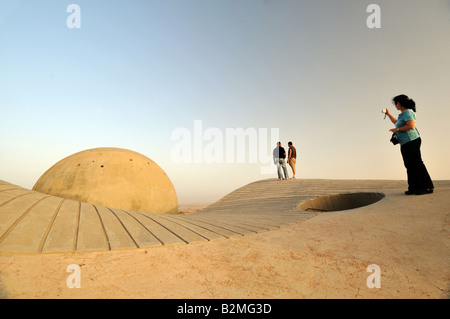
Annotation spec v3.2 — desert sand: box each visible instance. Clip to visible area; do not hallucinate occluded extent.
[0,179,449,299]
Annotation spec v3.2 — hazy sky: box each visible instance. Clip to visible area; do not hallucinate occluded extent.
[1,0,449,205]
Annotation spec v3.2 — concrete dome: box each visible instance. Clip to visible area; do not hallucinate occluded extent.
[32,148,178,214]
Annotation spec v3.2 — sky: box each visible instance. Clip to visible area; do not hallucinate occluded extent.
[1,0,449,205]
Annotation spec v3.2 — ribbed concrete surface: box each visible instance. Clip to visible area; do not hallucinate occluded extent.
[0,178,409,254]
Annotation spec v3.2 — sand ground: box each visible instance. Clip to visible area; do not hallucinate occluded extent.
[0,182,449,299]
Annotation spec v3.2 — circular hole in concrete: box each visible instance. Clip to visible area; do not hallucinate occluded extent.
[297,192,385,212]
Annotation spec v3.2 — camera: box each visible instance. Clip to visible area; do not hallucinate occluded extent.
[390,133,399,145]
[382,108,387,114]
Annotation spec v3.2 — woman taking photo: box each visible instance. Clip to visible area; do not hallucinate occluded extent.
[385,94,434,195]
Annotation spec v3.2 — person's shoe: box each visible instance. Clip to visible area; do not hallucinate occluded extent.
[405,190,415,195]
[415,189,433,195]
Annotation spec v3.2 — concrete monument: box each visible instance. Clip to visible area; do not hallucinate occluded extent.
[33,148,178,214]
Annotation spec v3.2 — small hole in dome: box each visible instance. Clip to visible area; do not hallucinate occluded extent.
[100,165,104,168]
[129,159,133,161]
[77,164,80,167]
[297,192,385,212]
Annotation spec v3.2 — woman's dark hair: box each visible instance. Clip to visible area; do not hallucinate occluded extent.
[393,94,416,112]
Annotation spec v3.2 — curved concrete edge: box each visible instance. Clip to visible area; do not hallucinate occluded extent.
[0,179,318,254]
[2,178,449,255]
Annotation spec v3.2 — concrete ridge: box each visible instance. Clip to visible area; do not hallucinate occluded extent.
[0,179,317,254]
[2,179,449,254]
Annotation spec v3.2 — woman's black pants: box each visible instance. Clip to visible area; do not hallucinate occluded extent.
[400,137,434,192]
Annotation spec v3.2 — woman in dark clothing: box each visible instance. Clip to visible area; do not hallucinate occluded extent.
[385,94,434,195]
